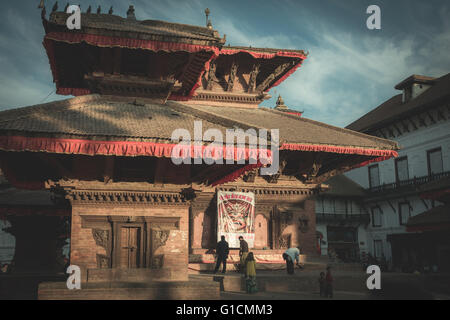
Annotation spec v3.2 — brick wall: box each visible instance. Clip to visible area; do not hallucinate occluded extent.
[70,204,189,282]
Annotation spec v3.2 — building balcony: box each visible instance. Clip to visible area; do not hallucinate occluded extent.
[368,171,450,195]
[316,212,370,225]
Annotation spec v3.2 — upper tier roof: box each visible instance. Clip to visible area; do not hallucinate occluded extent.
[46,11,224,46]
[347,72,450,133]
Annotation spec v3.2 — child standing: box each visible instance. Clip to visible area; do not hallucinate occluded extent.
[325,266,333,298]
[318,272,326,297]
[245,252,257,294]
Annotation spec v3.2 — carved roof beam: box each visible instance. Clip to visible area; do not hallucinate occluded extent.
[226,62,238,92]
[103,157,114,184]
[256,61,294,92]
[247,64,260,93]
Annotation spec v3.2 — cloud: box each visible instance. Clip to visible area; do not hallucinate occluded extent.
[1,0,450,130]
[261,13,450,127]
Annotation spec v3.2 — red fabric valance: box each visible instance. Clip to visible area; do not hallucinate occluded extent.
[285,112,303,117]
[45,32,220,55]
[0,135,271,162]
[219,48,307,60]
[0,136,397,164]
[56,87,91,96]
[280,143,398,158]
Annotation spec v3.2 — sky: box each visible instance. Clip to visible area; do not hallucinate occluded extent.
[0,0,449,127]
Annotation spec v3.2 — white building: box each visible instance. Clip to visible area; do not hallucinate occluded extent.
[315,175,369,262]
[344,73,450,271]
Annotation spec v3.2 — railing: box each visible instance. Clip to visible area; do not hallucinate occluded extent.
[368,171,450,193]
[316,212,370,224]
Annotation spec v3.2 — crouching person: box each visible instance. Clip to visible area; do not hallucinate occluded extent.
[283,247,301,275]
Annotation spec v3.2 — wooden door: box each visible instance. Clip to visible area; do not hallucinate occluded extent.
[119,226,141,268]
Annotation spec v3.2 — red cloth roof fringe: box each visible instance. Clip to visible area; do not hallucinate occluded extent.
[219,48,307,60]
[280,143,398,158]
[0,135,271,161]
[45,32,221,55]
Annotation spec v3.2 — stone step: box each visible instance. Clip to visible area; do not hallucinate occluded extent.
[189,272,368,294]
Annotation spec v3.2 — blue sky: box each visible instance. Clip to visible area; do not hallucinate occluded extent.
[1,0,450,127]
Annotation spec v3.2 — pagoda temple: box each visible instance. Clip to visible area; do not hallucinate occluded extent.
[0,5,398,298]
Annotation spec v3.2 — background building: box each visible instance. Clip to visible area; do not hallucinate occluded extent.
[315,175,369,262]
[345,73,450,271]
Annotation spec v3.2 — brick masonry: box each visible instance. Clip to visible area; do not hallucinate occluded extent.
[70,204,189,282]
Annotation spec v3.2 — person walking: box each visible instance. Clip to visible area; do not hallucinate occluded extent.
[239,236,249,273]
[245,252,257,294]
[214,235,229,274]
[282,247,301,275]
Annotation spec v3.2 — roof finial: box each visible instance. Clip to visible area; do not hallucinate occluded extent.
[127,5,136,20]
[64,3,69,12]
[108,6,113,14]
[97,5,101,14]
[204,8,210,27]
[275,95,287,109]
[38,0,45,9]
[52,1,58,12]
[86,5,91,13]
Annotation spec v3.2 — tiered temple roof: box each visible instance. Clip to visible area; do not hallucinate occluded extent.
[0,5,399,191]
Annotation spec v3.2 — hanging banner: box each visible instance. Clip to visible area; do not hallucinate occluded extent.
[217,191,255,248]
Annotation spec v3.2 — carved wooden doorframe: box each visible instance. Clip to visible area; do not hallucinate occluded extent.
[113,221,146,269]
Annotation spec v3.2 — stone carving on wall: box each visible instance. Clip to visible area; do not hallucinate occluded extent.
[92,229,109,249]
[96,254,110,268]
[151,229,170,269]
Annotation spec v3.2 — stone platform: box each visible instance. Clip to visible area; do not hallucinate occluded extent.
[38,277,220,300]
